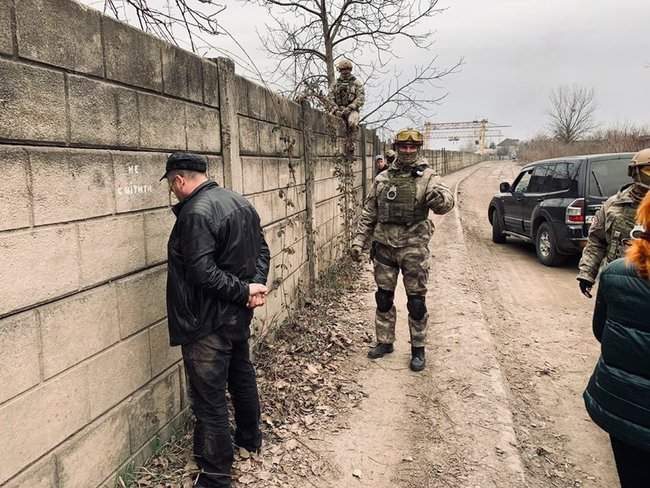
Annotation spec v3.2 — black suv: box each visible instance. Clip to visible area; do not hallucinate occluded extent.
[488,153,634,266]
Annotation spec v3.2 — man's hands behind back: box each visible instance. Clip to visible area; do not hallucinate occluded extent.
[248,283,268,309]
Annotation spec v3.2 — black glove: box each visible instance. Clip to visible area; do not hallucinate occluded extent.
[578,279,593,298]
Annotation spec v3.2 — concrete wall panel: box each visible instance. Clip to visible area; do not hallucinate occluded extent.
[0,59,67,142]
[202,59,220,108]
[113,151,169,213]
[3,456,57,488]
[144,209,174,265]
[0,147,31,231]
[149,320,182,376]
[16,0,103,75]
[40,285,120,379]
[186,104,221,153]
[0,311,40,404]
[162,45,203,103]
[238,116,260,154]
[0,1,13,55]
[138,93,187,150]
[78,215,146,286]
[115,266,166,338]
[103,17,162,91]
[68,76,139,147]
[86,331,150,418]
[127,367,181,451]
[31,148,116,225]
[0,226,80,316]
[0,367,90,485]
[56,408,130,488]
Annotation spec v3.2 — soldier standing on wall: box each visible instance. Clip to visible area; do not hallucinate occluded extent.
[328,58,365,151]
[577,148,650,297]
[350,129,455,371]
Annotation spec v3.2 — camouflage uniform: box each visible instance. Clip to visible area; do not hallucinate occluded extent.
[328,76,365,130]
[353,160,455,348]
[577,184,646,283]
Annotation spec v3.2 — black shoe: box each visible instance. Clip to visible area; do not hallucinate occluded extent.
[368,343,394,359]
[410,347,425,372]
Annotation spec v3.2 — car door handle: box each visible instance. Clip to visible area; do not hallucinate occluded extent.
[536,197,543,202]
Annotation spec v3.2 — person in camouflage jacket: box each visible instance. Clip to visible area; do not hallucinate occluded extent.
[328,58,365,131]
[578,149,650,297]
[350,128,454,371]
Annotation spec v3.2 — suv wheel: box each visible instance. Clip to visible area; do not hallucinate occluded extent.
[535,222,566,266]
[491,208,507,244]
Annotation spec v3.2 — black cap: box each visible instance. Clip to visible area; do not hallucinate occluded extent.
[160,152,208,181]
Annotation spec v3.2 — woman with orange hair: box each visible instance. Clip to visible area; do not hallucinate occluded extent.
[584,191,650,487]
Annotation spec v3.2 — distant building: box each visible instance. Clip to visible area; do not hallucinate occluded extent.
[497,138,520,159]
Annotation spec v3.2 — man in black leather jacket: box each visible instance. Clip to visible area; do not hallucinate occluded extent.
[162,153,270,488]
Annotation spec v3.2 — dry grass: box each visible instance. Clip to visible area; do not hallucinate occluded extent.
[519,126,650,163]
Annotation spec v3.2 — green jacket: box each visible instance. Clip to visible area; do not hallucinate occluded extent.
[584,258,650,450]
[353,161,455,249]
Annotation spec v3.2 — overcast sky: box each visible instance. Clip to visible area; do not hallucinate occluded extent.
[86,0,649,148]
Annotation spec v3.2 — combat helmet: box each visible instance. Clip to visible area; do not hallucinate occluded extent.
[336,58,353,71]
[629,148,650,187]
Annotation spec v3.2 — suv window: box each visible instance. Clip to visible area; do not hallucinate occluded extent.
[527,165,551,193]
[513,169,533,193]
[589,159,632,197]
[549,162,578,192]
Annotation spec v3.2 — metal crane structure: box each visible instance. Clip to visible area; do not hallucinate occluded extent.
[423,119,510,155]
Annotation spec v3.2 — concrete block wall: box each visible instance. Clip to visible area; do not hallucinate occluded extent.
[235,77,368,341]
[0,1,220,486]
[0,0,481,486]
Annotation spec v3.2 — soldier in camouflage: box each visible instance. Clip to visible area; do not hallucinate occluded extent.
[577,148,650,297]
[350,128,455,371]
[328,58,365,133]
[385,149,397,166]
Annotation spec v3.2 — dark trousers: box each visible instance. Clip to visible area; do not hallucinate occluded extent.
[182,329,261,488]
[610,436,650,487]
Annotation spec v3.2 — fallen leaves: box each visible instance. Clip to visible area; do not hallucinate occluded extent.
[126,259,373,488]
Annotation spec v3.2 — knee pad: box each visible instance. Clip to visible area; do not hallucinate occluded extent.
[375,288,395,313]
[407,295,427,320]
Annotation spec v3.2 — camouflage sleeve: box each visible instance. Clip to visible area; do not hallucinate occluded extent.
[577,205,607,283]
[352,182,377,249]
[425,175,455,215]
[349,82,365,111]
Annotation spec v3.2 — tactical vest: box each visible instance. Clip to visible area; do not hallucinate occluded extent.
[606,204,637,262]
[334,77,357,106]
[377,172,428,225]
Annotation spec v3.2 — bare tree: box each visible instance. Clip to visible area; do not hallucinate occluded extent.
[98,0,265,80]
[248,0,462,130]
[548,85,597,143]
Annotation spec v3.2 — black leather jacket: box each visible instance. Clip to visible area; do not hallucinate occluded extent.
[166,181,270,345]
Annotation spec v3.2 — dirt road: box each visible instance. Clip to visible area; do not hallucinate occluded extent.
[312,161,617,487]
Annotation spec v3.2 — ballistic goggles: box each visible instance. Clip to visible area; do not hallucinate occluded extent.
[395,129,424,145]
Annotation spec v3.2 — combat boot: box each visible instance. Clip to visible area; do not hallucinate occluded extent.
[409,347,425,372]
[367,343,394,359]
